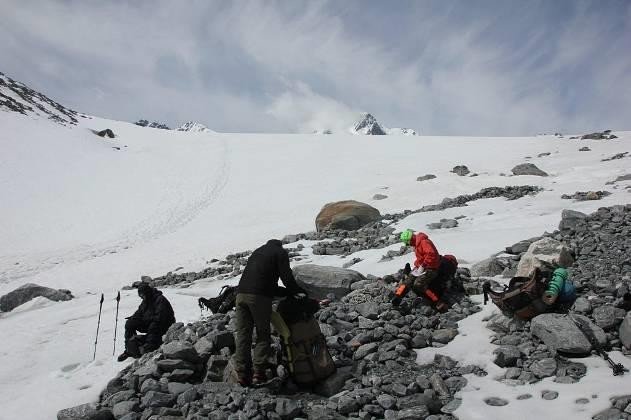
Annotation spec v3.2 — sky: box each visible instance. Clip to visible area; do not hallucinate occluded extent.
[1,0,630,135]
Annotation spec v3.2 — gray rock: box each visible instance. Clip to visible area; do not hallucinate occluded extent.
[531,313,607,355]
[1,283,73,312]
[511,163,548,177]
[417,174,437,182]
[313,369,352,397]
[530,358,557,378]
[573,297,592,314]
[515,237,574,277]
[432,328,458,344]
[206,355,230,382]
[275,398,301,419]
[397,407,430,419]
[516,394,532,400]
[373,194,388,200]
[337,395,360,415]
[356,302,379,320]
[451,165,470,176]
[593,305,626,330]
[156,359,194,373]
[592,408,625,420]
[441,219,458,229]
[57,403,100,420]
[140,391,176,408]
[193,337,214,360]
[558,209,588,230]
[161,341,199,363]
[112,400,139,418]
[508,240,534,254]
[620,312,631,350]
[315,200,381,232]
[484,397,509,406]
[167,369,194,382]
[354,342,378,360]
[167,382,192,396]
[293,265,364,300]
[470,257,505,277]
[493,346,521,367]
[376,394,397,410]
[541,391,559,400]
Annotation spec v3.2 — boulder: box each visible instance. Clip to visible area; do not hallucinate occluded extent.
[1,283,73,312]
[315,200,381,232]
[451,165,470,176]
[161,341,199,363]
[417,174,436,182]
[620,312,631,350]
[592,305,626,330]
[293,264,364,300]
[96,128,115,138]
[511,163,548,176]
[558,209,588,230]
[493,346,521,368]
[515,238,574,277]
[470,257,505,277]
[372,194,388,200]
[531,313,606,355]
[57,403,100,420]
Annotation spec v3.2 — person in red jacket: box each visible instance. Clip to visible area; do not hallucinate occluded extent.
[392,230,444,309]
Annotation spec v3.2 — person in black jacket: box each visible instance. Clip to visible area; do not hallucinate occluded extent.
[117,283,176,362]
[234,239,305,386]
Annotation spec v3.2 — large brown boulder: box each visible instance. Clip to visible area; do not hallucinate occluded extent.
[315,200,381,232]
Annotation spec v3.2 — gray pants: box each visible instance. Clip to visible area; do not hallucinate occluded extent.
[234,293,272,376]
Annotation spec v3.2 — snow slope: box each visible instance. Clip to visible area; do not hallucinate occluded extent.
[1,110,630,419]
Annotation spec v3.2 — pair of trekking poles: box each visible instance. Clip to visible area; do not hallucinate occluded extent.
[93,291,121,361]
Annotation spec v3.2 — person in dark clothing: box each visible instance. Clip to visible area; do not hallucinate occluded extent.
[234,239,305,386]
[117,283,175,362]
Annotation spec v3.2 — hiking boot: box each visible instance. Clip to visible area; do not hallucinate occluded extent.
[116,352,130,362]
[435,301,448,313]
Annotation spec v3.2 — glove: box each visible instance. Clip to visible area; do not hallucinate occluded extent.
[411,267,425,277]
[403,263,411,275]
[391,296,402,307]
[542,292,557,306]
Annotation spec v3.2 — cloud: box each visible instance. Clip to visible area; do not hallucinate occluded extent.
[266,82,359,133]
[1,0,630,135]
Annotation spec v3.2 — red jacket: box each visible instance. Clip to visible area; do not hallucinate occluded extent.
[412,233,440,270]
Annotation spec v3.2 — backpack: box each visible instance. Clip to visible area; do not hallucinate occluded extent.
[483,268,547,320]
[198,285,238,314]
[271,302,336,386]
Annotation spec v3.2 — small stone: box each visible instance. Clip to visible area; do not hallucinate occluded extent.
[516,394,532,400]
[541,390,559,400]
[484,397,509,406]
[575,398,590,404]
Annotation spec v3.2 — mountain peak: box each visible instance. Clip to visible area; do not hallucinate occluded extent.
[351,113,387,135]
[177,121,215,133]
[0,71,81,126]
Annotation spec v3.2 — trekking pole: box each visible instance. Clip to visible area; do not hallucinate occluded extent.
[113,291,120,356]
[93,293,104,361]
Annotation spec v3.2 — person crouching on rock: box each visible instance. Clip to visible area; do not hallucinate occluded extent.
[392,230,449,312]
[117,283,175,362]
[541,267,576,312]
[234,239,306,386]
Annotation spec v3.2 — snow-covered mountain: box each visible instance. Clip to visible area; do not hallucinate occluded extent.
[1,74,631,420]
[316,112,418,136]
[0,71,82,126]
[177,121,215,133]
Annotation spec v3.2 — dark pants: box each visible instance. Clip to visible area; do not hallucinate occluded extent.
[234,293,272,376]
[124,318,159,357]
[403,269,438,296]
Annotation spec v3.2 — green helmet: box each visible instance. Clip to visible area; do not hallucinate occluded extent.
[400,229,414,245]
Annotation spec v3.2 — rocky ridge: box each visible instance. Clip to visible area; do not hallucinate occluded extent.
[0,71,81,126]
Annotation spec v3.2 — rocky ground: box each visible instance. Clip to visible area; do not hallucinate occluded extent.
[59,202,631,420]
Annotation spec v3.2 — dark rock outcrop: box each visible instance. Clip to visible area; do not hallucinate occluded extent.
[1,283,73,312]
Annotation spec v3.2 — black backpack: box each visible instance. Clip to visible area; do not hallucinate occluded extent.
[198,285,238,314]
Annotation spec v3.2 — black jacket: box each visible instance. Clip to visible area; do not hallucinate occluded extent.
[238,239,303,298]
[129,288,176,345]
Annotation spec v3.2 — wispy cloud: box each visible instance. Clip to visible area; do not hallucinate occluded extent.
[1,0,629,135]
